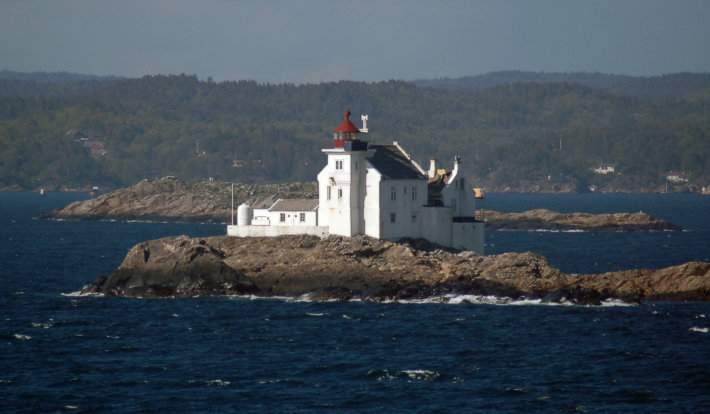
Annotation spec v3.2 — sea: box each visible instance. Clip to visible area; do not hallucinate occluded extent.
[2,191,709,413]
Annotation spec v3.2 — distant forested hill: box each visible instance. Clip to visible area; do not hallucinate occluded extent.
[0,70,124,98]
[414,71,710,100]
[0,71,708,192]
[0,69,123,83]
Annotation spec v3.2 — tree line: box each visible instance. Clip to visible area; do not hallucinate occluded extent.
[0,72,708,191]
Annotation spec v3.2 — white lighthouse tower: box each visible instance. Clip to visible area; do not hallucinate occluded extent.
[317,110,371,236]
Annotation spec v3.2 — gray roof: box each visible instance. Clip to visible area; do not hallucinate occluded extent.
[247,195,280,209]
[367,145,427,180]
[268,198,319,212]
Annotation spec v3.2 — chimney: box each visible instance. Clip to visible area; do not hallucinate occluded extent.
[428,159,439,179]
[452,155,461,174]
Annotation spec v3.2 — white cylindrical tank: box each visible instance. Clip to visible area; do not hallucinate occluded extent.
[237,203,252,226]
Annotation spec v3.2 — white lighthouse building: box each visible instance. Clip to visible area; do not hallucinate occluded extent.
[228,110,485,254]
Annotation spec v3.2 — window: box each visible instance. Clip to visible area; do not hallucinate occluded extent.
[335,160,343,170]
[411,213,418,223]
[280,213,286,222]
[338,188,343,199]
[452,198,457,213]
[412,186,417,201]
[327,186,331,200]
[390,212,396,223]
[391,186,396,201]
[299,212,306,222]
[404,186,407,195]
[354,161,358,170]
[460,177,465,190]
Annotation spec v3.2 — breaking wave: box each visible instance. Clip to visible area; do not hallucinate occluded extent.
[227,292,635,307]
[366,369,443,382]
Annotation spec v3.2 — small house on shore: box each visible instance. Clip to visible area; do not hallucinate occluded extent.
[593,164,616,175]
[666,171,690,184]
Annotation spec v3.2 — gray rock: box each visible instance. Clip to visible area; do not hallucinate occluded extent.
[82,234,710,304]
[88,236,258,297]
[482,209,682,231]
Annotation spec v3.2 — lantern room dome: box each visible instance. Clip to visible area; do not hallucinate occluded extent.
[334,110,361,133]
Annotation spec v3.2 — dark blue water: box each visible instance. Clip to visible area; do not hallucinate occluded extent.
[485,193,710,274]
[2,192,709,412]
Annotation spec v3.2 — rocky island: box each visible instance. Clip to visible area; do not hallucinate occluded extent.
[39,177,317,224]
[482,209,683,231]
[58,178,700,304]
[40,177,682,231]
[81,234,710,305]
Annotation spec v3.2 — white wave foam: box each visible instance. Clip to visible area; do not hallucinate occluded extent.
[31,319,54,329]
[601,298,635,307]
[369,369,441,382]
[61,290,102,297]
[56,290,632,307]
[228,294,302,303]
[689,326,709,333]
[228,292,633,307]
[397,294,573,306]
[187,379,231,387]
[257,378,294,385]
[533,229,586,233]
[402,369,441,380]
[404,294,637,307]
[206,379,230,387]
[13,333,31,340]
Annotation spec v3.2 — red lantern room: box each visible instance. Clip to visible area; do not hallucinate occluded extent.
[333,110,364,149]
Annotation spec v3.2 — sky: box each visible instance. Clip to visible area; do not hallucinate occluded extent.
[1,0,709,84]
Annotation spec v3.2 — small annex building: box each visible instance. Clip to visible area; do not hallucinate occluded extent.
[251,199,319,227]
[231,197,326,238]
[228,110,485,254]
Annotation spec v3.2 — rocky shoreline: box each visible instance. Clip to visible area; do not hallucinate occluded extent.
[37,177,317,224]
[40,177,682,231]
[482,209,683,231]
[81,234,710,304]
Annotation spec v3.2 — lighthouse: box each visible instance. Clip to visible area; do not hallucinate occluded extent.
[317,110,371,236]
[229,108,485,255]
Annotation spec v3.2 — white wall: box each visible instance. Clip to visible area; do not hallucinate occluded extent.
[316,168,330,228]
[452,221,485,254]
[251,208,271,226]
[363,167,382,238]
[378,179,428,240]
[318,154,351,235]
[228,225,329,238]
[441,167,478,217]
[267,210,318,226]
[317,148,369,237]
[421,206,453,248]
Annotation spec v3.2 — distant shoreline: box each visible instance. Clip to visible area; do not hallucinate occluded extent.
[4,187,707,195]
[34,177,684,232]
